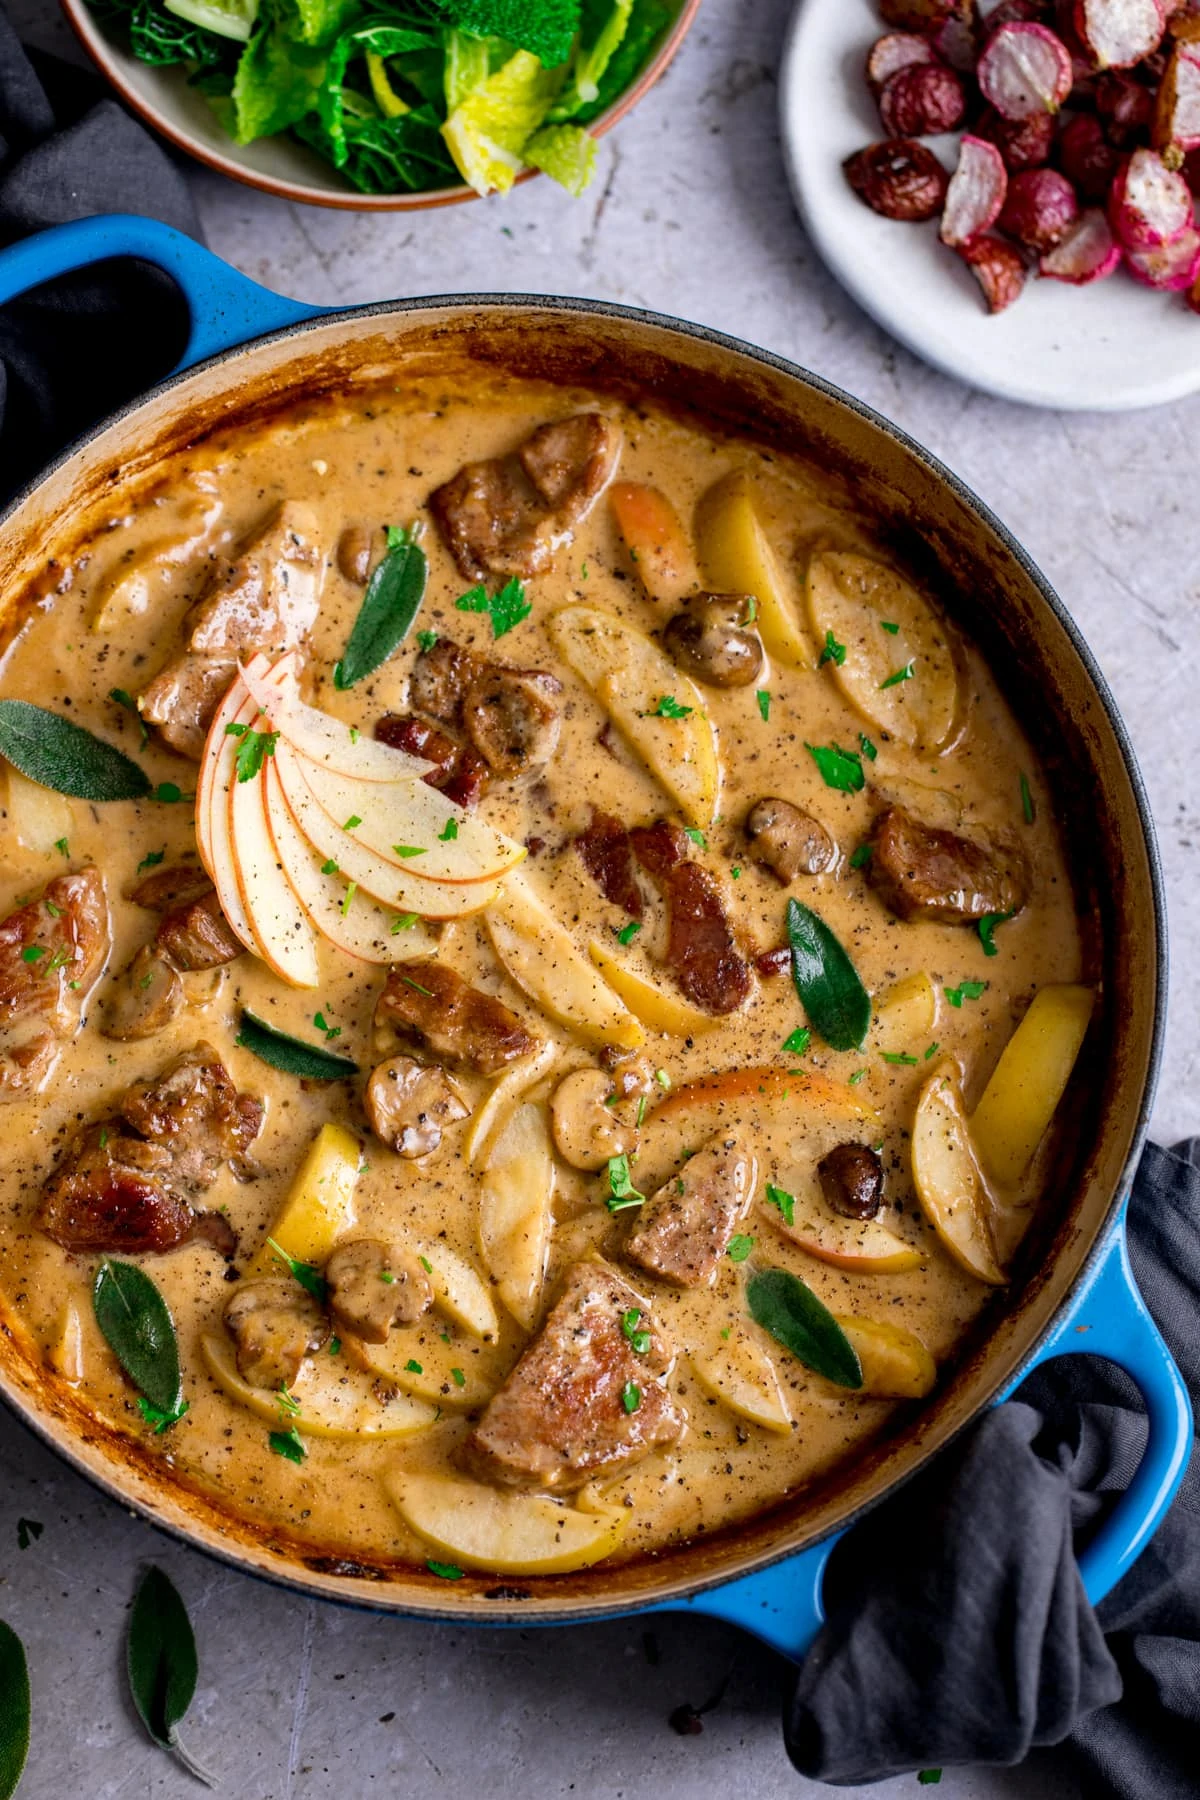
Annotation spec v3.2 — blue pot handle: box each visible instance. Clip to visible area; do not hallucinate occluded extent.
[658,1203,1192,1662]
[0,214,323,369]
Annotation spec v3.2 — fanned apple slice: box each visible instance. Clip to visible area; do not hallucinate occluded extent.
[411,1240,500,1340]
[695,469,812,668]
[346,1321,503,1408]
[486,873,643,1050]
[273,742,502,919]
[263,761,437,962]
[201,1333,435,1439]
[227,697,321,988]
[690,1323,792,1432]
[196,663,267,957]
[588,940,723,1038]
[833,1316,937,1399]
[249,1121,361,1274]
[549,605,720,828]
[299,759,525,886]
[385,1470,627,1574]
[912,1065,1006,1285]
[807,552,961,751]
[240,653,435,782]
[478,1100,555,1330]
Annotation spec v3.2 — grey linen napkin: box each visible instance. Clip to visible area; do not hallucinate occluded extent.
[0,2,202,505]
[784,1138,1200,1796]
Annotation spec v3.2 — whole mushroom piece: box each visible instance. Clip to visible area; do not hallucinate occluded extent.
[364,1055,470,1158]
[223,1279,328,1390]
[550,1068,640,1172]
[662,593,764,688]
[326,1237,433,1344]
[745,798,837,882]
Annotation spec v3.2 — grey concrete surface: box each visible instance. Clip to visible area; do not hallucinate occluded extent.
[2,0,1195,1794]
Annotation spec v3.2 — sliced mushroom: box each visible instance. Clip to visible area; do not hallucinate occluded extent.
[364,1055,469,1158]
[745,797,837,882]
[337,524,376,585]
[662,593,764,689]
[817,1144,884,1221]
[102,946,184,1042]
[223,1279,328,1390]
[326,1237,433,1344]
[462,668,563,780]
[550,1068,639,1172]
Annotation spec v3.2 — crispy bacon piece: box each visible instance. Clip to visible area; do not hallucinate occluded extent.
[403,639,563,791]
[866,805,1029,924]
[575,810,644,918]
[0,867,110,1036]
[376,960,540,1075]
[376,714,493,813]
[629,821,753,1015]
[463,1258,683,1492]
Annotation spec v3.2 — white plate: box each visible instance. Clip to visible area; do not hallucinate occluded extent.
[778,0,1200,410]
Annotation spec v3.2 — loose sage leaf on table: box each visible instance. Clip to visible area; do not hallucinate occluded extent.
[333,525,428,690]
[235,1009,360,1080]
[746,1268,863,1389]
[0,699,151,801]
[93,1260,184,1418]
[0,1621,30,1800]
[786,898,871,1052]
[128,1567,214,1786]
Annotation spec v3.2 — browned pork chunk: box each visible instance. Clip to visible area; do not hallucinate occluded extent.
[325,1238,433,1343]
[224,1280,328,1390]
[626,1133,758,1288]
[430,414,622,581]
[574,810,644,918]
[630,820,753,1014]
[101,947,184,1042]
[0,867,110,1034]
[464,1258,683,1492]
[376,960,540,1075]
[156,890,244,972]
[139,501,323,759]
[37,1042,262,1255]
[462,667,562,779]
[866,804,1028,924]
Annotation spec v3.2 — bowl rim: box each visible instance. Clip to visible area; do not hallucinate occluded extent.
[58,0,702,212]
[0,288,1168,1625]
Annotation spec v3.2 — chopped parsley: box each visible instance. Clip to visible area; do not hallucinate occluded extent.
[454,576,531,639]
[136,847,166,875]
[756,688,771,721]
[744,596,758,624]
[54,837,69,857]
[276,1384,301,1417]
[731,865,741,879]
[924,1041,940,1059]
[268,1427,306,1464]
[427,1559,464,1580]
[391,913,420,933]
[650,694,693,720]
[782,1027,811,1055]
[805,742,864,792]
[727,1234,755,1263]
[450,1367,466,1388]
[392,844,427,858]
[1020,772,1035,824]
[616,920,642,946]
[313,1011,341,1042]
[849,843,873,869]
[621,1381,642,1415]
[858,732,878,762]
[416,630,439,652]
[344,814,362,831]
[438,818,459,842]
[340,882,358,918]
[267,1237,329,1303]
[818,629,846,667]
[879,661,915,689]
[621,1308,652,1355]
[328,1337,341,1356]
[880,620,901,635]
[606,1153,645,1212]
[848,1069,867,1086]
[110,686,149,748]
[880,1051,919,1066]
[405,1359,423,1374]
[137,1396,188,1434]
[944,979,988,1007]
[233,728,278,783]
[684,827,707,848]
[978,912,1013,957]
[418,1255,433,1274]
[20,945,46,964]
[321,858,339,876]
[655,1068,671,1090]
[764,1183,796,1227]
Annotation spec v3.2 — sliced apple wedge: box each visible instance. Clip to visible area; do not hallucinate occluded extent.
[872,971,937,1056]
[695,469,812,668]
[263,762,437,962]
[807,552,960,752]
[549,605,720,829]
[346,1322,503,1408]
[478,1100,555,1330]
[299,759,525,886]
[463,1040,560,1170]
[970,985,1094,1187]
[912,1065,1006,1285]
[227,703,320,989]
[249,1121,362,1274]
[2,764,74,858]
[273,742,502,919]
[833,1316,937,1399]
[385,1470,627,1574]
[486,873,643,1050]
[412,1240,500,1340]
[609,481,698,600]
[240,654,435,782]
[587,940,724,1038]
[201,1333,435,1438]
[764,1191,927,1273]
[690,1323,792,1432]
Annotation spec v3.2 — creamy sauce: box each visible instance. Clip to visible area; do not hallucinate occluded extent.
[0,371,1084,1567]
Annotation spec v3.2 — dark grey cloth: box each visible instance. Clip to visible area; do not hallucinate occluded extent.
[0,4,202,505]
[785,1138,1200,1795]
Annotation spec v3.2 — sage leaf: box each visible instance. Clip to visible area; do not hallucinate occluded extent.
[0,1621,29,1800]
[333,525,428,689]
[746,1268,862,1389]
[235,1010,359,1080]
[127,1567,214,1786]
[0,700,151,801]
[93,1261,183,1417]
[786,898,871,1052]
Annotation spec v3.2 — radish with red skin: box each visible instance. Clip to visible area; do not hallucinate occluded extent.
[1058,112,1121,196]
[940,135,1010,246]
[1073,0,1165,67]
[866,32,938,96]
[879,62,968,135]
[1039,204,1124,276]
[932,14,980,69]
[1155,35,1200,148]
[999,166,1081,245]
[1108,145,1193,244]
[985,0,1055,31]
[958,236,1029,310]
[1095,70,1157,143]
[977,22,1075,118]
[1125,222,1200,281]
[977,104,1057,168]
[880,0,971,27]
